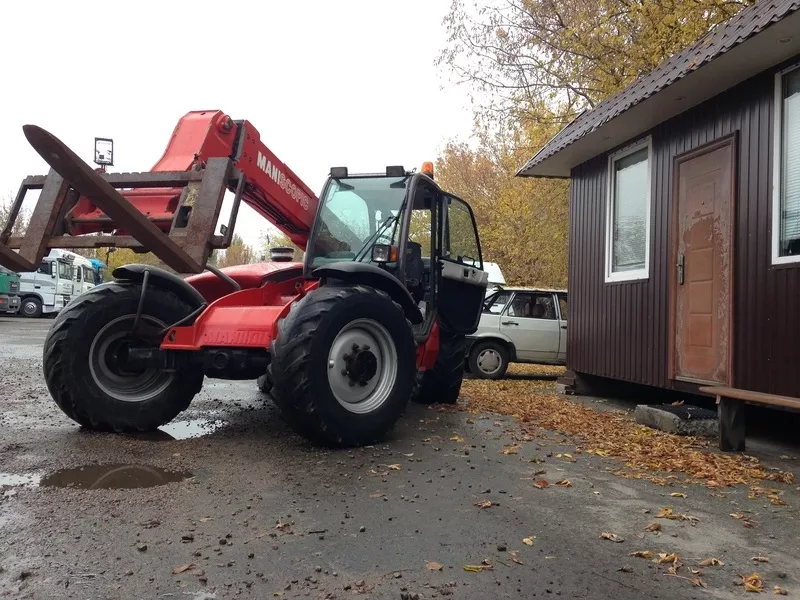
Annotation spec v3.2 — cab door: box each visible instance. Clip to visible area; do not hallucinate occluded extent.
[436,194,488,334]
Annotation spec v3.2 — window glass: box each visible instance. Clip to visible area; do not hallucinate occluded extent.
[779,68,800,257]
[58,262,71,279]
[507,292,557,320]
[610,145,649,275]
[445,196,481,268]
[408,209,432,258]
[558,293,568,321]
[75,266,82,282]
[483,291,512,314]
[37,262,49,275]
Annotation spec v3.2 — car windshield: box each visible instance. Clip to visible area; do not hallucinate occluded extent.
[309,176,408,267]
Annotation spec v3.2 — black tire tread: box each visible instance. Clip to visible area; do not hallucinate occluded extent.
[43,282,203,432]
[412,330,467,404]
[269,285,415,446]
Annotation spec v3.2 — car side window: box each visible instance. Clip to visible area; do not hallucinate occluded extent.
[558,293,567,321]
[507,292,557,320]
[483,291,511,314]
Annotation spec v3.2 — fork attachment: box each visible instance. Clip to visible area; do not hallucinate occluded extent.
[0,125,243,274]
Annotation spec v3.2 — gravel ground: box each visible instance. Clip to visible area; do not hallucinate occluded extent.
[1,317,798,599]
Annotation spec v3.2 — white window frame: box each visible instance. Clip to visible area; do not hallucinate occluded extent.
[772,63,800,266]
[605,136,653,283]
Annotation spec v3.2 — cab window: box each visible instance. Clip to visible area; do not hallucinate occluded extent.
[444,196,481,268]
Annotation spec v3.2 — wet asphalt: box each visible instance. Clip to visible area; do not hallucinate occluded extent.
[1,317,799,599]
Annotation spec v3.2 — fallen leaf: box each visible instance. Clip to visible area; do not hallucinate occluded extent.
[691,577,707,588]
[743,518,758,528]
[475,500,493,509]
[645,522,662,532]
[387,464,401,471]
[670,493,687,498]
[731,512,746,519]
[657,508,674,518]
[466,418,475,424]
[508,551,523,565]
[522,536,535,546]
[587,449,609,457]
[425,561,444,571]
[742,572,764,593]
[774,586,789,595]
[463,565,485,573]
[617,565,633,573]
[657,553,680,565]
[500,445,521,455]
[630,551,653,559]
[533,480,550,489]
[672,400,685,406]
[699,558,724,567]
[198,517,212,523]
[690,568,702,575]
[403,453,414,457]
[600,532,625,543]
[751,556,770,563]
[533,469,547,476]
[556,453,574,461]
[172,563,195,574]
[555,480,573,487]
[450,434,464,442]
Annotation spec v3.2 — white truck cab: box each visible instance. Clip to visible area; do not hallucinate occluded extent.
[18,249,77,318]
[71,253,99,295]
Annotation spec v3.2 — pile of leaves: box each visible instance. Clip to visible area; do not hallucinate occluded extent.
[460,376,794,488]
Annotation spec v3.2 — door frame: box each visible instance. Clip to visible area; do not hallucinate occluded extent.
[667,132,738,385]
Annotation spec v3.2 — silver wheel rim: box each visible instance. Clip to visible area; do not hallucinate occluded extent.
[22,301,38,316]
[327,318,398,414]
[477,348,502,375]
[88,314,174,403]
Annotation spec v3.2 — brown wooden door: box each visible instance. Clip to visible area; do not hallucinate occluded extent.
[672,139,735,385]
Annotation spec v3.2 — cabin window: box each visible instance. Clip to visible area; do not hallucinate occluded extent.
[605,138,651,282]
[773,65,800,264]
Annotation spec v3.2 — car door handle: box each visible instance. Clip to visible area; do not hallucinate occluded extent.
[501,321,518,326]
[560,325,567,329]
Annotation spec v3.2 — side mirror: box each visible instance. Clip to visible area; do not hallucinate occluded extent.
[50,263,57,278]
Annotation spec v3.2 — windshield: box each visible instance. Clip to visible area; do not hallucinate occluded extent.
[309,176,408,267]
[58,261,72,279]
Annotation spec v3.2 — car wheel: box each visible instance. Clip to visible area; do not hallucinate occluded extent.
[468,340,509,380]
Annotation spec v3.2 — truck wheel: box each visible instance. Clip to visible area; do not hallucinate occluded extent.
[270,285,416,447]
[20,296,42,318]
[43,282,204,432]
[412,330,466,405]
[468,340,509,380]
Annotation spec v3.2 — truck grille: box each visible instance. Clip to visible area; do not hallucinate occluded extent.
[9,281,19,293]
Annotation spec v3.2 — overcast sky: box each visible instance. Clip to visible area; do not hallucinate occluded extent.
[0,0,474,252]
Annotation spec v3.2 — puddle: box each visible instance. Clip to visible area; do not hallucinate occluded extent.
[160,418,225,440]
[1,465,192,490]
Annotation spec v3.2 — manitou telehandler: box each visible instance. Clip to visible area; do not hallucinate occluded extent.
[0,110,488,446]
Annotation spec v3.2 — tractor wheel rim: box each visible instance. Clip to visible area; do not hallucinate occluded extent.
[89,314,173,403]
[22,301,37,316]
[327,318,398,414]
[477,348,502,375]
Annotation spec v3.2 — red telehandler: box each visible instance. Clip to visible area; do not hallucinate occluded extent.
[0,110,488,446]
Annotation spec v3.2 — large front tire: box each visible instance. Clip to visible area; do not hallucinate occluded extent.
[412,330,466,405]
[43,282,204,432]
[270,285,416,447]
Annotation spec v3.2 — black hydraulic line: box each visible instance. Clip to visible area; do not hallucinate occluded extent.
[130,268,150,335]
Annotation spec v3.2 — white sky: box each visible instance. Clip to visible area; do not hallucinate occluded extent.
[0,0,474,251]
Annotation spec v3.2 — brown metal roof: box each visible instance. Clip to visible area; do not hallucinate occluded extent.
[518,0,800,177]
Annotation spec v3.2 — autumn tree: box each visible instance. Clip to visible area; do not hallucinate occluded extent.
[0,195,29,238]
[436,0,754,287]
[217,234,256,268]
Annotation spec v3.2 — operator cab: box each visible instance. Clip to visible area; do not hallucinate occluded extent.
[305,164,488,337]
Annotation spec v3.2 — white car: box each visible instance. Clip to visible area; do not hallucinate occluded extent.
[466,287,567,379]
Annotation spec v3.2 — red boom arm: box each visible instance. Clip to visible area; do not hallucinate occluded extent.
[67,110,318,249]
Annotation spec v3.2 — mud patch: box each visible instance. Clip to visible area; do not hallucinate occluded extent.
[39,464,192,489]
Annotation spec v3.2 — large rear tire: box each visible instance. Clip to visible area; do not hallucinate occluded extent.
[43,282,204,432]
[412,329,466,405]
[269,285,416,447]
